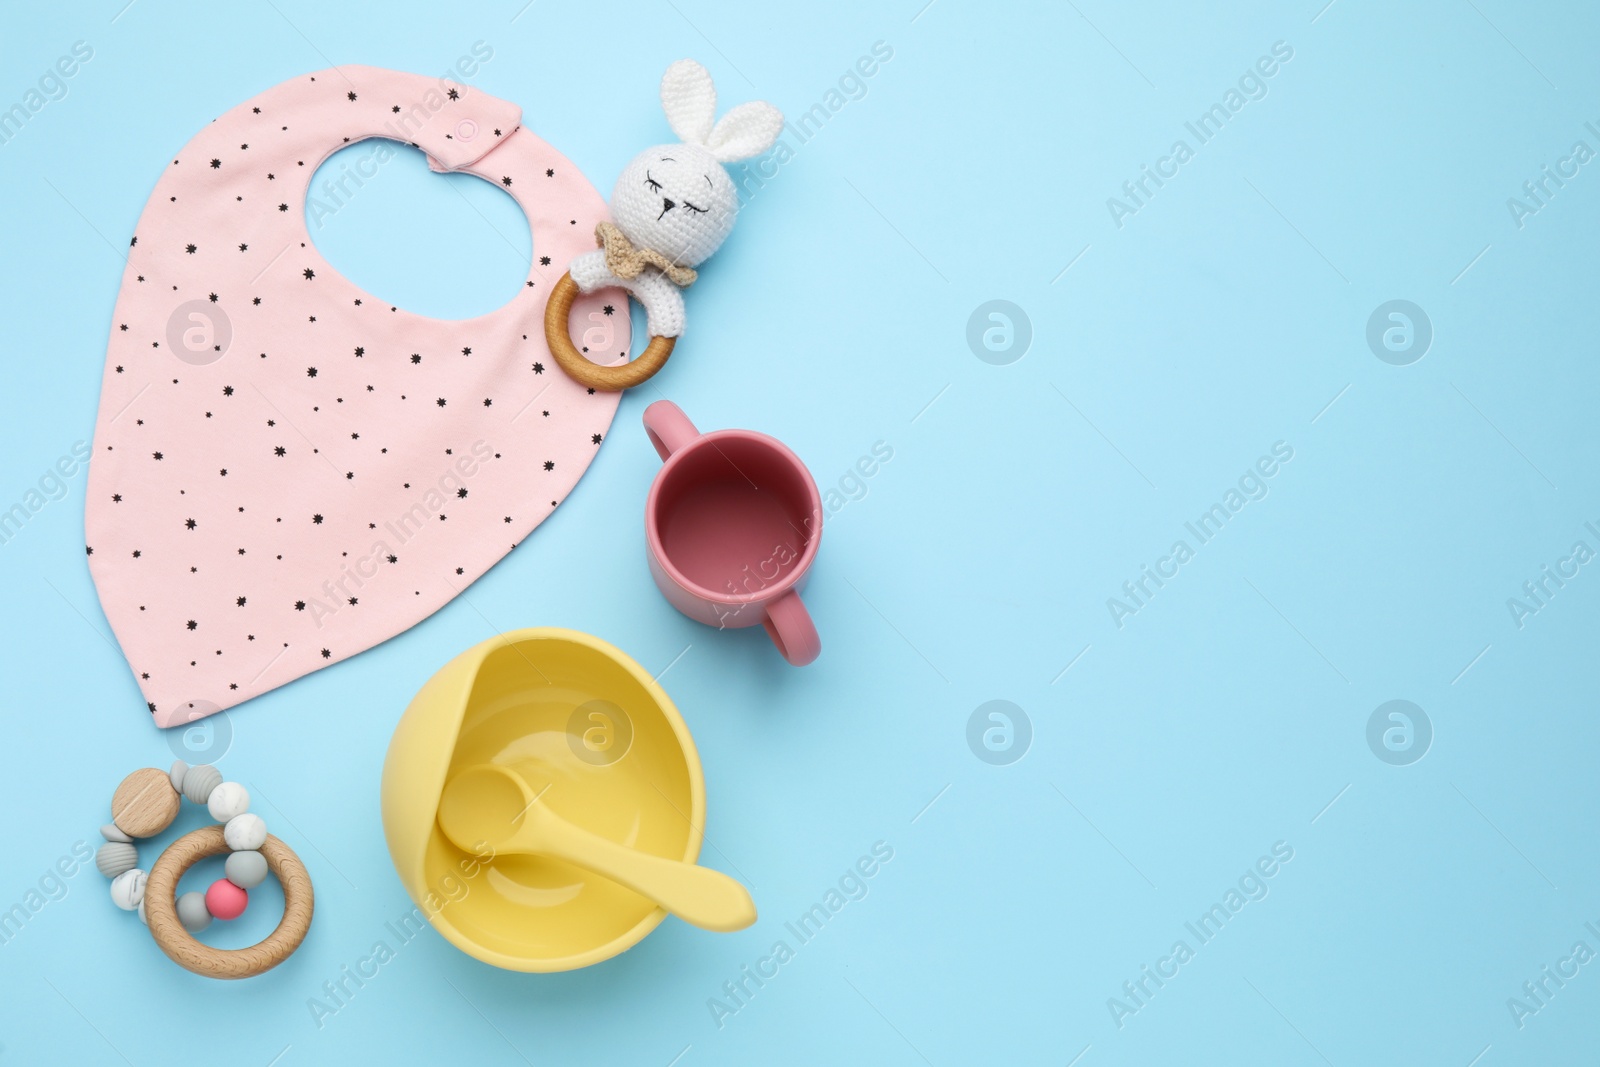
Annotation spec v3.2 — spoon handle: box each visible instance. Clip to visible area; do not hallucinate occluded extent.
[530,808,757,932]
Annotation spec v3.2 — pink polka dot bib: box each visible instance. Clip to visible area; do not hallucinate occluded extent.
[86,67,629,727]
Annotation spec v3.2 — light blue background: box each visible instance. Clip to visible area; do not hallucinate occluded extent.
[2,0,1598,1063]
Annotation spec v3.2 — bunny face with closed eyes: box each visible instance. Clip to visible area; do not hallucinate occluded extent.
[607,59,783,269]
[612,142,738,268]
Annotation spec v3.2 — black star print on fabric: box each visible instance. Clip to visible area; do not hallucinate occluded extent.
[185,518,197,530]
[112,494,122,502]
[392,105,401,113]
[347,597,357,606]
[185,243,197,254]
[447,88,459,100]
[187,620,198,630]
[210,158,221,169]
[347,91,357,101]
[99,98,637,704]
[153,451,164,460]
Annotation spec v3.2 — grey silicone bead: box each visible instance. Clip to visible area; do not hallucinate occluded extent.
[168,759,189,793]
[181,764,223,805]
[100,823,132,844]
[176,891,212,934]
[96,841,139,879]
[224,849,269,889]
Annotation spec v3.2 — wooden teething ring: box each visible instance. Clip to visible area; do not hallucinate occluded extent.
[145,826,314,979]
[544,271,677,391]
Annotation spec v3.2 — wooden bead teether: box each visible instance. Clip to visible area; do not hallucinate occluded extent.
[111,767,181,838]
[94,762,314,979]
[145,827,314,980]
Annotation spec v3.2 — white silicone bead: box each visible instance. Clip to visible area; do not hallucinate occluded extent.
[100,823,132,844]
[138,897,148,926]
[168,759,189,793]
[224,849,269,889]
[223,812,266,851]
[110,868,147,911]
[207,782,250,822]
[176,891,212,933]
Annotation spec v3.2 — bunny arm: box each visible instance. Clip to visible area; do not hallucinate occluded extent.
[568,250,687,338]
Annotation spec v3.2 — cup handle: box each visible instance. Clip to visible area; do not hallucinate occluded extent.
[643,400,699,461]
[763,590,820,666]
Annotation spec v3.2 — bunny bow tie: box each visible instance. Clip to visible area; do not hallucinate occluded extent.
[594,222,699,288]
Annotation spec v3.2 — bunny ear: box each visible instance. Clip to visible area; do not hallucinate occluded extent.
[707,101,784,162]
[660,59,717,145]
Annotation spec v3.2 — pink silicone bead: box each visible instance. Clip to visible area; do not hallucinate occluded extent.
[205,878,248,921]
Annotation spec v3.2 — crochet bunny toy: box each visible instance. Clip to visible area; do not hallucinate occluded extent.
[545,60,783,390]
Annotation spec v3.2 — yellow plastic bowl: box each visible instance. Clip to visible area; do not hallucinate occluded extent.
[381,628,705,972]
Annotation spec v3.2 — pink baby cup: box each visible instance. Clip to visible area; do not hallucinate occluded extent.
[643,401,822,666]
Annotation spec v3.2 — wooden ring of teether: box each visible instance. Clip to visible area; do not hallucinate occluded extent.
[544,271,677,391]
[145,826,314,979]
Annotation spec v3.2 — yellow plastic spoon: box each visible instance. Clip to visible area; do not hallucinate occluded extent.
[436,763,757,933]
